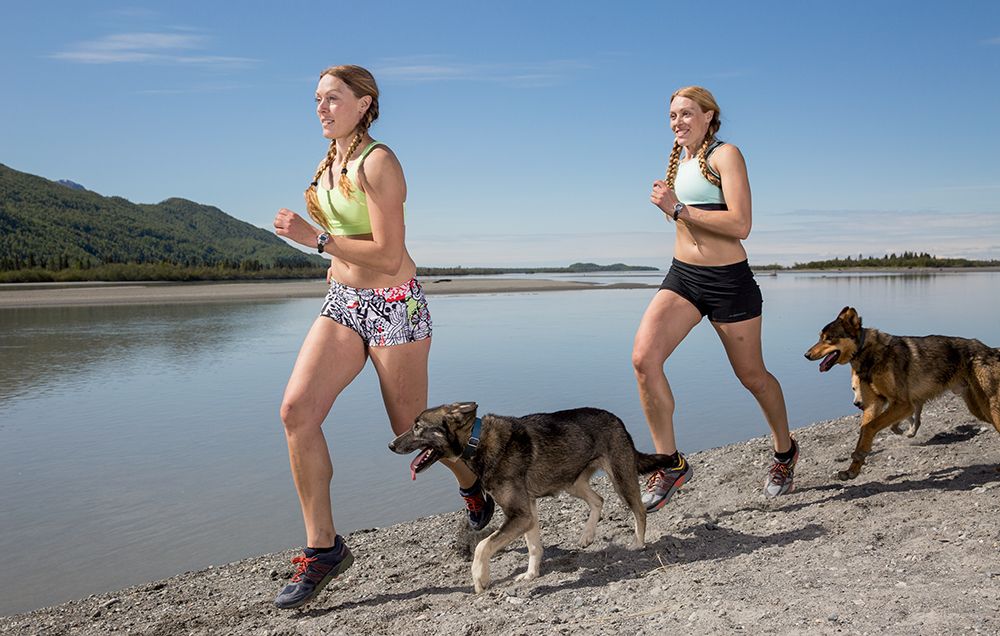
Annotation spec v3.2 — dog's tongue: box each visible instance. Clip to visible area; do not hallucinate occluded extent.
[820,352,838,372]
[409,449,433,481]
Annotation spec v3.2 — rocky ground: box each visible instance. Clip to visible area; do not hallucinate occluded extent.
[4,394,999,635]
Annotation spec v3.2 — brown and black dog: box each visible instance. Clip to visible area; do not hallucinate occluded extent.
[388,402,673,593]
[805,306,1000,479]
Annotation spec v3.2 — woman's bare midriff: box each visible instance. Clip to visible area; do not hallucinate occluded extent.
[673,222,748,266]
[328,234,418,289]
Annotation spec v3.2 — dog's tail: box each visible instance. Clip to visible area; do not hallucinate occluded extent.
[634,450,678,475]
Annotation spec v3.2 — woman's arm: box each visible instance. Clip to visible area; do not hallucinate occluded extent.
[322,147,407,274]
[651,144,753,240]
[273,147,408,275]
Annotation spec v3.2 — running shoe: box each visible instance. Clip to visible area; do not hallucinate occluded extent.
[764,438,799,498]
[274,537,354,610]
[460,481,495,531]
[642,454,693,512]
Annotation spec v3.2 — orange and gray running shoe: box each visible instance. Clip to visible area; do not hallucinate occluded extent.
[642,454,693,512]
[764,439,799,498]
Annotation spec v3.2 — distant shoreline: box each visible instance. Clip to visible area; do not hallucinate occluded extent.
[0,278,656,309]
[3,267,1000,309]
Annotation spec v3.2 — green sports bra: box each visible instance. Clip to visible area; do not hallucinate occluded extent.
[316,140,385,236]
[673,141,726,207]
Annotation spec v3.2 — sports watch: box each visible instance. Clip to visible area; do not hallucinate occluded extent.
[672,202,685,221]
[316,232,330,253]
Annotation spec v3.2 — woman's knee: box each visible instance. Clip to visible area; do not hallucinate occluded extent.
[631,345,665,381]
[279,397,322,435]
[736,368,774,395]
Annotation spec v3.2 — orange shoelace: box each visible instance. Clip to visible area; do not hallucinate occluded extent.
[463,493,485,513]
[645,469,668,489]
[290,554,318,582]
[768,461,792,483]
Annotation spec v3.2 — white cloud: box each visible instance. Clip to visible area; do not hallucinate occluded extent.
[51,32,255,67]
[375,56,590,87]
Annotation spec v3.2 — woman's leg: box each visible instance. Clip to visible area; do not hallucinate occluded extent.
[711,316,792,453]
[632,290,703,454]
[280,317,368,548]
[368,338,478,488]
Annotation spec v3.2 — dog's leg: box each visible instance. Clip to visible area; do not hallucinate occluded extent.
[514,501,542,583]
[605,461,647,549]
[904,404,922,437]
[471,505,532,594]
[565,474,603,548]
[839,401,913,480]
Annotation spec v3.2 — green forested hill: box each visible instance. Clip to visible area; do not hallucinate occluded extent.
[0,163,324,279]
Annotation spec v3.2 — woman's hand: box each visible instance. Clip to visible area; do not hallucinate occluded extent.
[273,208,320,248]
[651,180,680,216]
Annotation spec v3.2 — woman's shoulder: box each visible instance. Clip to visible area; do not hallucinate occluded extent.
[710,141,741,156]
[708,142,746,169]
[361,141,400,168]
[357,141,404,189]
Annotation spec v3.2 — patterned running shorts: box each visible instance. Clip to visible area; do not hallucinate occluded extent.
[320,277,432,347]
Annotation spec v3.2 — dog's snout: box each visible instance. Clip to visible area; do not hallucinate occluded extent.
[853,400,863,409]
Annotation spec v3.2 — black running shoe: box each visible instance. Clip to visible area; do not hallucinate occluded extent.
[460,481,495,531]
[274,536,354,610]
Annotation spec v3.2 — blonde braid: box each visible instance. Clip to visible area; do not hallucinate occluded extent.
[304,140,338,231]
[696,136,722,188]
[336,130,364,198]
[664,142,683,189]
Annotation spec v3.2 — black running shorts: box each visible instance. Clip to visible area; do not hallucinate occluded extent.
[659,258,763,323]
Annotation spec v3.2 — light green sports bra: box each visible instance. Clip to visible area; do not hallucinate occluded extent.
[316,140,385,236]
[673,141,726,207]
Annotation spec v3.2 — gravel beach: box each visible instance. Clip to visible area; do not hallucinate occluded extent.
[3,394,998,635]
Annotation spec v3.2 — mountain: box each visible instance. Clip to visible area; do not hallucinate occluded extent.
[56,179,87,191]
[0,163,323,272]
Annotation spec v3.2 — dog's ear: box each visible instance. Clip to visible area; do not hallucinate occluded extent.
[838,307,861,336]
[448,402,478,415]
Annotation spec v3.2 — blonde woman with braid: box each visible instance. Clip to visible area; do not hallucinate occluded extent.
[271,65,493,610]
[632,86,798,511]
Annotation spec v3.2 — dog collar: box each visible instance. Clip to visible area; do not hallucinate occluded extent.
[461,417,483,460]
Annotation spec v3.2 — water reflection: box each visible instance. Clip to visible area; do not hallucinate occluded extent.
[0,302,291,403]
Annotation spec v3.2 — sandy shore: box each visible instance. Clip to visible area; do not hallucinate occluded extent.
[0,278,654,309]
[3,394,998,635]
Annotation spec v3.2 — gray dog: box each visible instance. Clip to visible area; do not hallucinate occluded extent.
[388,402,674,593]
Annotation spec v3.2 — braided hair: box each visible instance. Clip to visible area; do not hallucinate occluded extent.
[664,86,722,190]
[304,65,380,231]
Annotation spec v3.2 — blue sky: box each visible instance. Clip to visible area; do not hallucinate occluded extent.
[2,1,999,267]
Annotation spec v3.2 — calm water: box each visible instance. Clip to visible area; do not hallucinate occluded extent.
[2,271,1000,615]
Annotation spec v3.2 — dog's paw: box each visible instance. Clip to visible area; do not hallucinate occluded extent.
[904,427,918,438]
[473,577,490,594]
[890,423,906,435]
[577,532,596,548]
[628,540,646,550]
[514,570,538,583]
[836,469,857,481]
